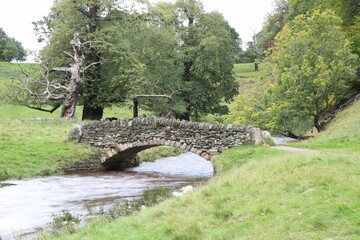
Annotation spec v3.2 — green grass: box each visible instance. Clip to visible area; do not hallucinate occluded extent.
[138,146,185,163]
[233,63,259,77]
[0,62,33,80]
[0,104,97,180]
[289,100,360,152]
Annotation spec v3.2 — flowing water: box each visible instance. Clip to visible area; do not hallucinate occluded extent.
[0,153,213,240]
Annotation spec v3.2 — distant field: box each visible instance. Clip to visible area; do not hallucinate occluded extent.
[0,62,36,80]
[233,62,260,77]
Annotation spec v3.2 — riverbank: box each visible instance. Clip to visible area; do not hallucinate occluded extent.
[40,101,360,239]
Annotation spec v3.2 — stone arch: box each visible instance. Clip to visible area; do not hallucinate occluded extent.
[100,137,212,170]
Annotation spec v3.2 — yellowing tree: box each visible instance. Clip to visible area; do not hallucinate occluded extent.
[267,10,358,133]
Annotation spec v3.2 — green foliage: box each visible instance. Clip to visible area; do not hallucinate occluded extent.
[46,210,81,237]
[150,0,240,119]
[264,10,357,133]
[0,28,26,62]
[287,0,360,56]
[224,63,272,130]
[258,0,289,52]
[32,0,239,120]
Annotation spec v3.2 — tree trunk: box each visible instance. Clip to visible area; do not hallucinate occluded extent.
[60,37,83,119]
[133,98,139,118]
[313,115,322,133]
[81,4,104,120]
[60,79,79,119]
[82,104,103,120]
[179,10,195,121]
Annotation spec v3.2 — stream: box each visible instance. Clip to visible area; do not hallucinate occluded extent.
[0,153,214,240]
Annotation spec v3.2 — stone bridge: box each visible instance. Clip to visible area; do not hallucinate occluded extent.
[75,117,265,170]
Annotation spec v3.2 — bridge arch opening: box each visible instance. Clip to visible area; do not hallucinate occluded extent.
[101,139,213,171]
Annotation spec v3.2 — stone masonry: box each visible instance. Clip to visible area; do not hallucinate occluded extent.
[76,117,264,170]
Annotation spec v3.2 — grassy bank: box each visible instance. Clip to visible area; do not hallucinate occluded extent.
[0,62,177,180]
[41,102,360,239]
[0,104,97,180]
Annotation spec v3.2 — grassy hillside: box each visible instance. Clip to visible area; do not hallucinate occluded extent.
[291,100,360,152]
[0,104,97,180]
[42,73,360,239]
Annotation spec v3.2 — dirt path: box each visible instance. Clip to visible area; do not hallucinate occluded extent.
[271,146,316,153]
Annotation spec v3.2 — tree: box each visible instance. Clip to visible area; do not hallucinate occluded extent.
[288,0,360,54]
[30,0,238,121]
[0,28,26,62]
[172,0,238,120]
[33,0,146,120]
[11,35,96,119]
[258,0,289,52]
[266,10,358,132]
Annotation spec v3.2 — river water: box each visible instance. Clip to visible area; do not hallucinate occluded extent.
[0,153,213,240]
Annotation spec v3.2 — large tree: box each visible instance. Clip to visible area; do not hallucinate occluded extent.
[266,10,358,132]
[33,0,145,120]
[27,0,238,121]
[172,0,238,120]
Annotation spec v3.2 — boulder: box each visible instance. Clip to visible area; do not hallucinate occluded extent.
[68,124,82,142]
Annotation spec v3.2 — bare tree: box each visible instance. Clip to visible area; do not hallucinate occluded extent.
[11,35,97,119]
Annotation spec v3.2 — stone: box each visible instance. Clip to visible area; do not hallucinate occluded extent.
[251,128,263,145]
[261,130,275,146]
[68,124,82,142]
[77,117,266,169]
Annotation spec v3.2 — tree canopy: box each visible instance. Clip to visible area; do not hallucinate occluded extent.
[0,28,26,62]
[22,0,239,120]
[233,10,358,134]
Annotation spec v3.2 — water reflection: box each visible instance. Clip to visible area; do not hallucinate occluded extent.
[0,153,213,240]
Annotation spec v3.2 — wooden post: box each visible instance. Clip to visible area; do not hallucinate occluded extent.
[133,97,139,118]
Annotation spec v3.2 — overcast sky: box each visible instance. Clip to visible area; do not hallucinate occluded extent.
[0,0,274,52]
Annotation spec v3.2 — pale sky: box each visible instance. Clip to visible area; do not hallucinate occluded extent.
[0,0,274,52]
